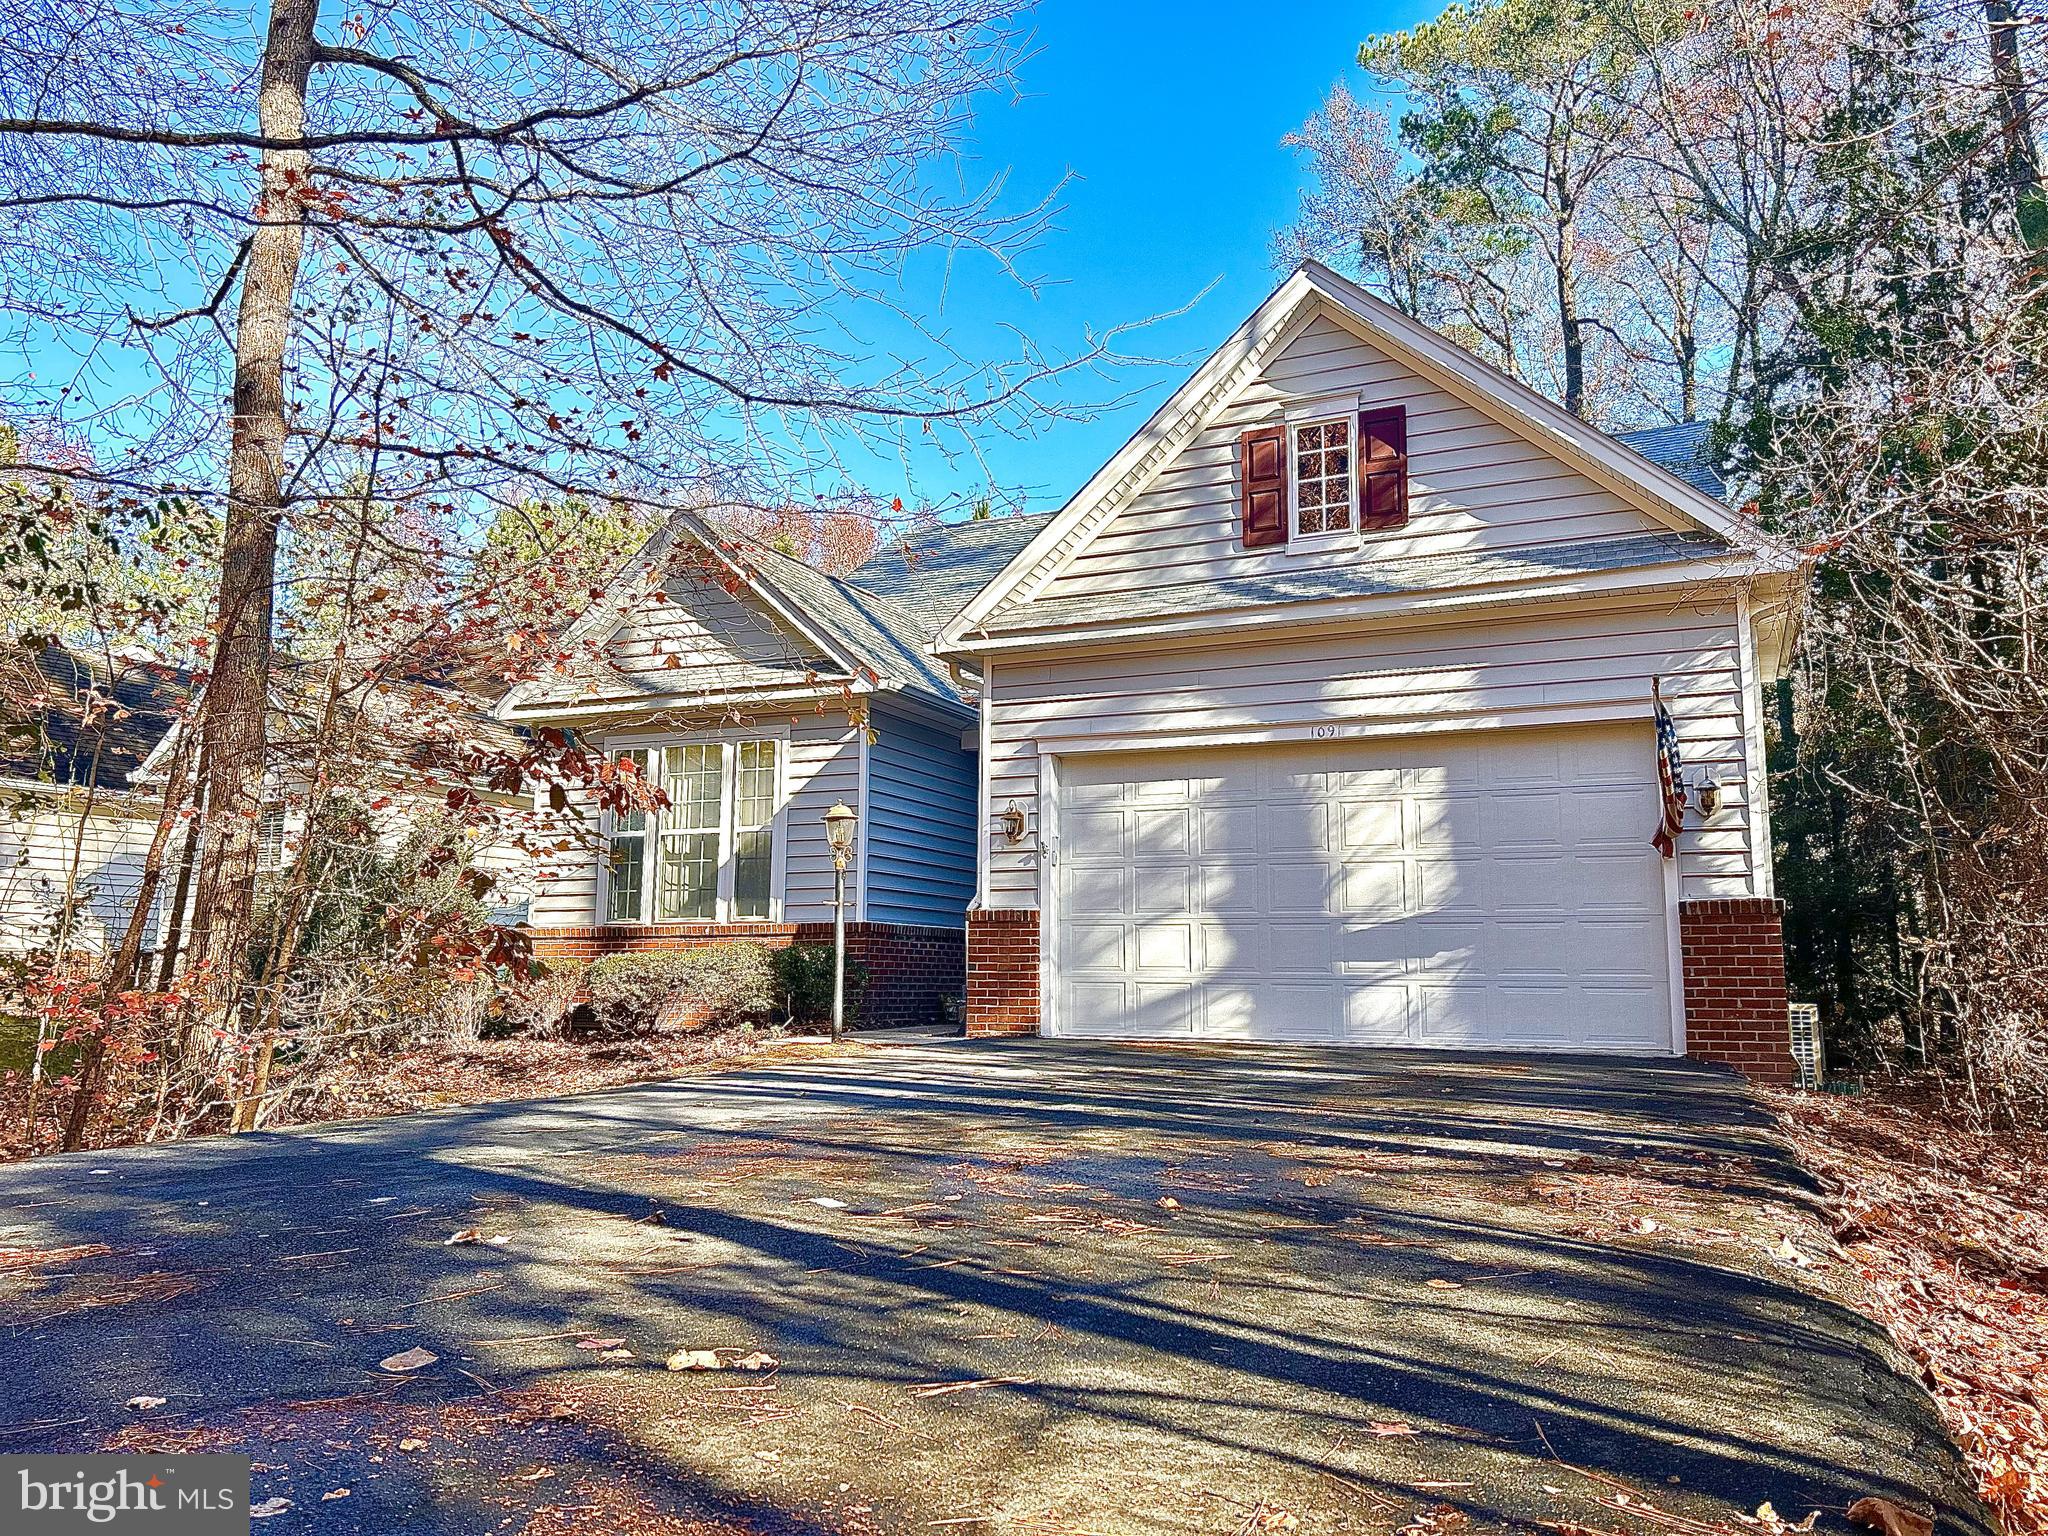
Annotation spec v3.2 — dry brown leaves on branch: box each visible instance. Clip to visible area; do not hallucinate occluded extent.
[1767,1084,2048,1533]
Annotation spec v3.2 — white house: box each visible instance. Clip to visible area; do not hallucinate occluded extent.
[932,263,1804,1078]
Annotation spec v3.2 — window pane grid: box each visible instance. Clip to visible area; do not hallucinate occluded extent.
[608,739,779,924]
[1294,418,1353,536]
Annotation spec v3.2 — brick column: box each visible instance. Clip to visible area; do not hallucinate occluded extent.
[965,907,1040,1037]
[1678,898,1794,1083]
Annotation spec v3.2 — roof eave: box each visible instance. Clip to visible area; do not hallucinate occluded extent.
[500,678,870,728]
[940,553,1788,658]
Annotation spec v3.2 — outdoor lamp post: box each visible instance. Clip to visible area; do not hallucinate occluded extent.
[822,800,858,1040]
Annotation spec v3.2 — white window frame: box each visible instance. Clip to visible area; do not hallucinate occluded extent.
[600,730,789,925]
[1286,414,1361,551]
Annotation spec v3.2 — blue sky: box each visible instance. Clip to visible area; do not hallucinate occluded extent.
[870,0,1435,518]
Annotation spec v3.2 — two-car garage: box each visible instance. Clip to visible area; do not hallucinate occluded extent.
[1050,723,1678,1053]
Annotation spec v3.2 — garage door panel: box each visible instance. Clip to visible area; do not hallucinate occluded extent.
[1134,866,1194,914]
[1199,806,1260,854]
[1417,984,1500,1045]
[1068,921,1130,971]
[1340,799,1404,852]
[1339,859,1408,917]
[1491,985,1579,1045]
[1485,791,1564,849]
[1063,981,1129,1036]
[1415,857,1488,915]
[1066,809,1130,855]
[1134,806,1191,854]
[1487,920,1575,973]
[1413,793,1484,849]
[1493,857,1572,913]
[1566,785,1655,843]
[1577,984,1668,1045]
[1130,984,1197,1036]
[1269,861,1333,914]
[1066,863,1131,914]
[1269,923,1336,976]
[1345,982,1414,1044]
[1056,724,1673,1054]
[1572,851,1664,910]
[1135,921,1195,973]
[1197,861,1266,911]
[1570,918,1666,977]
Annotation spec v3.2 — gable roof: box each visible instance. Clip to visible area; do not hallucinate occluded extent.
[939,262,1800,650]
[495,508,1050,723]
[1,642,192,790]
[743,516,1053,710]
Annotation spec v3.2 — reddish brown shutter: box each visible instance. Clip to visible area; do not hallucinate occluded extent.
[1240,426,1287,548]
[1359,406,1409,531]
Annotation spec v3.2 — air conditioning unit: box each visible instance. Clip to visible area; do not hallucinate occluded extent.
[1787,1003,1824,1089]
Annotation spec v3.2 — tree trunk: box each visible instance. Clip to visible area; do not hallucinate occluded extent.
[1983,0,2043,216]
[61,737,199,1152]
[1555,218,1586,417]
[182,0,320,1049]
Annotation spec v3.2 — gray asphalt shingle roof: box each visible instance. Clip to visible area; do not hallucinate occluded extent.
[1615,420,1726,499]
[737,515,1051,710]
[630,423,1729,703]
[984,530,1729,634]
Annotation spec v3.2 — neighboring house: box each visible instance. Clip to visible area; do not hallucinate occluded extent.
[497,515,1047,1025]
[0,643,192,956]
[931,263,1805,1080]
[2,645,538,963]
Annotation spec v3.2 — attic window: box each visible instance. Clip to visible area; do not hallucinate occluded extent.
[1290,417,1356,544]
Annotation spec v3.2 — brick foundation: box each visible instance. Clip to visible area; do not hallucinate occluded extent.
[1678,898,1794,1083]
[965,907,1039,1037]
[527,920,963,1030]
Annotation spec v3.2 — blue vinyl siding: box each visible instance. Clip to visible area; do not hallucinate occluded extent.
[863,706,976,926]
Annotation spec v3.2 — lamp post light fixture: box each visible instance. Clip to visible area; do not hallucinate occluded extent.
[822,800,858,1040]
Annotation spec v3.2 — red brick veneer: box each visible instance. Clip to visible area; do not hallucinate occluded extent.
[965,907,1039,1037]
[1678,898,1794,1083]
[527,920,963,1030]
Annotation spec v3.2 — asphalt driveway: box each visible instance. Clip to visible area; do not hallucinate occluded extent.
[0,1038,1989,1536]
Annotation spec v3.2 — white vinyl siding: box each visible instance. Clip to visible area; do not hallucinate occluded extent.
[1028,309,1674,610]
[601,570,837,695]
[0,787,167,956]
[528,711,863,928]
[985,597,1760,909]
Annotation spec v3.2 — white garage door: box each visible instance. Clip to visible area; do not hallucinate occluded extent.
[1053,725,1674,1052]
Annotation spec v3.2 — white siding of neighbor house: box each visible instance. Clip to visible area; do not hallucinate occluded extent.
[525,708,866,928]
[864,706,976,927]
[1022,309,1675,611]
[0,787,167,956]
[982,595,1763,908]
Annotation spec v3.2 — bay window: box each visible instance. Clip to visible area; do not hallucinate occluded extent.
[604,738,782,923]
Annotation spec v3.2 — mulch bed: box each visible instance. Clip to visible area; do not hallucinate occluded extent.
[1765,1081,2048,1535]
[0,1027,853,1163]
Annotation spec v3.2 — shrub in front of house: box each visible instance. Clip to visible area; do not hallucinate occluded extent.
[585,945,778,1035]
[498,959,588,1038]
[772,943,868,1032]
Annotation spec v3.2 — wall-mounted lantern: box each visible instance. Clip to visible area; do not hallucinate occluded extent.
[996,802,1027,845]
[1691,774,1724,820]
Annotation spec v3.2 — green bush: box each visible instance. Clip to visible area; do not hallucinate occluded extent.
[585,945,776,1035]
[499,959,587,1038]
[772,943,868,1031]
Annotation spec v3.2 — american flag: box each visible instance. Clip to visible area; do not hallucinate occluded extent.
[1651,679,1685,858]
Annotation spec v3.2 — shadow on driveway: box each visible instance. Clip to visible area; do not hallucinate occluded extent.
[0,1039,1990,1536]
